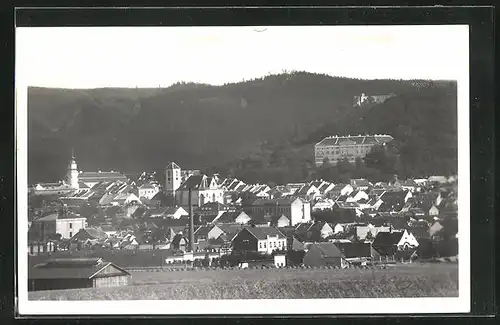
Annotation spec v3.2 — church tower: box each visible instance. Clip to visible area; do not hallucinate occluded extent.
[165,162,182,196]
[66,149,79,190]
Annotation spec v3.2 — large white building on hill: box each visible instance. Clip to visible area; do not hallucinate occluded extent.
[314,134,394,166]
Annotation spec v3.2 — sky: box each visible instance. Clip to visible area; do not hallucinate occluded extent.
[16,25,469,89]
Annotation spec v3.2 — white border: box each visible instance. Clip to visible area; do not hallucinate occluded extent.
[16,25,470,315]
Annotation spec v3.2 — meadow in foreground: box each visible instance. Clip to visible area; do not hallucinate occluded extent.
[28,263,458,300]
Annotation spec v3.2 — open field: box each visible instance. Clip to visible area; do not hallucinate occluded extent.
[28,263,458,300]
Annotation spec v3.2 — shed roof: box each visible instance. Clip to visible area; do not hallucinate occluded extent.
[29,258,129,280]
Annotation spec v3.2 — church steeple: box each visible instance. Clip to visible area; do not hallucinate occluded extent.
[67,148,79,190]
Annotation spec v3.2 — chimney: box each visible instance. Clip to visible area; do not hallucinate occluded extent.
[188,188,194,252]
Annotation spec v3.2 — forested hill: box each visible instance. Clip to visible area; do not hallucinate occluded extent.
[304,80,458,176]
[28,72,442,183]
[222,80,458,184]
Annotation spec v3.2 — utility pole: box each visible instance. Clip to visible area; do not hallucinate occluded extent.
[188,187,194,252]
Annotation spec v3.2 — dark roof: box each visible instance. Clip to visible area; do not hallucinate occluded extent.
[194,225,213,239]
[251,198,302,206]
[29,258,129,280]
[379,191,409,212]
[216,224,245,236]
[74,228,108,240]
[178,175,213,190]
[278,226,296,237]
[372,231,404,246]
[200,213,220,224]
[79,172,128,182]
[335,242,372,258]
[244,226,285,240]
[309,242,343,258]
[171,234,188,246]
[216,211,249,224]
[165,162,181,170]
[351,179,371,187]
[316,135,393,146]
[162,218,190,228]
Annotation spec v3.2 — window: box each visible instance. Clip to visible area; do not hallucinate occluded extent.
[263,242,266,248]
[69,231,73,238]
[259,242,262,248]
[69,223,72,229]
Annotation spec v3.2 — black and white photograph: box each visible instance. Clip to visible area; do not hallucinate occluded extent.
[16,22,470,315]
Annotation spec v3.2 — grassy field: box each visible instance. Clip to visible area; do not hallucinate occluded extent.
[28,263,458,300]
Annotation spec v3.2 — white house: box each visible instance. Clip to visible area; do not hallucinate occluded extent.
[429,205,440,217]
[138,183,160,200]
[333,222,357,234]
[312,198,335,211]
[232,227,287,255]
[350,179,371,191]
[274,254,286,268]
[316,181,335,195]
[275,214,291,228]
[296,184,321,199]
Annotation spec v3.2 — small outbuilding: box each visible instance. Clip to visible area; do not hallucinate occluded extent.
[303,242,347,268]
[28,257,130,292]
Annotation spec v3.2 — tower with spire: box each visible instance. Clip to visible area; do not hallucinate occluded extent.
[66,149,80,190]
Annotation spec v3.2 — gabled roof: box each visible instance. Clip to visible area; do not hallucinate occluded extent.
[309,242,343,258]
[100,225,117,232]
[316,135,393,147]
[178,174,216,190]
[216,223,245,236]
[29,258,129,280]
[308,220,332,232]
[372,231,404,246]
[171,233,188,246]
[165,206,186,215]
[74,228,108,240]
[336,202,360,209]
[194,225,213,239]
[165,162,181,170]
[335,242,372,258]
[351,179,371,187]
[200,202,228,211]
[138,183,158,189]
[79,171,128,182]
[78,182,90,189]
[251,197,302,206]
[331,183,348,192]
[243,226,286,240]
[402,179,418,187]
[297,184,316,195]
[379,190,410,212]
[216,211,249,224]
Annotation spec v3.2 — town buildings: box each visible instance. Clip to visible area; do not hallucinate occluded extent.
[175,174,225,208]
[248,198,311,226]
[314,134,394,166]
[29,212,87,240]
[232,226,287,255]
